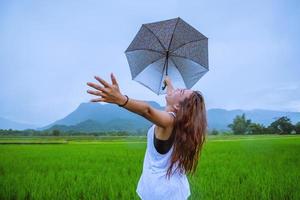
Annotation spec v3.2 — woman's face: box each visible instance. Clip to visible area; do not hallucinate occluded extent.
[165,88,193,107]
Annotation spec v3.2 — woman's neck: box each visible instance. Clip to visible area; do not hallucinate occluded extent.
[164,104,175,113]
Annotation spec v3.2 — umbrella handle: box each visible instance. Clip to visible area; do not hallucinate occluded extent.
[162,81,167,90]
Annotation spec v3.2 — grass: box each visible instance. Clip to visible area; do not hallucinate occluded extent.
[0,135,299,199]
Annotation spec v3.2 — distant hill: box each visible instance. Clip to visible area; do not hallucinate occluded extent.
[38,102,300,133]
[47,119,150,134]
[0,117,38,130]
[2,101,300,132]
[38,101,162,133]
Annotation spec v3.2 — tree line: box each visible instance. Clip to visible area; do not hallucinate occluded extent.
[0,129,131,136]
[1,113,300,136]
[210,113,300,135]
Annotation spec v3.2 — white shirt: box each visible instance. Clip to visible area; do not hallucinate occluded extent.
[136,112,191,200]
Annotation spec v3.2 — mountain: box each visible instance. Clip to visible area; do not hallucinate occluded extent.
[0,117,38,130]
[47,119,149,134]
[38,101,300,133]
[38,101,162,133]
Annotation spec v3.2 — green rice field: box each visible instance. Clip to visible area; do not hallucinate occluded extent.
[0,135,299,199]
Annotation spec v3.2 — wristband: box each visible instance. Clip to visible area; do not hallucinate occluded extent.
[118,95,129,107]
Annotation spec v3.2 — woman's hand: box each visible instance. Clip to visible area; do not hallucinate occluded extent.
[164,75,174,95]
[164,76,171,85]
[86,73,127,105]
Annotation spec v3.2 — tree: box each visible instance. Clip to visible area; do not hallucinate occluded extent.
[52,129,60,136]
[262,126,274,134]
[268,116,294,134]
[210,129,219,135]
[248,123,265,135]
[228,113,251,135]
[295,122,300,134]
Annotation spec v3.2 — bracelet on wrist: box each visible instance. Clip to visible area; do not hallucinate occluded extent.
[118,95,129,107]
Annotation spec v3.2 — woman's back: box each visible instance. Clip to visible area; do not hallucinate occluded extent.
[136,112,191,200]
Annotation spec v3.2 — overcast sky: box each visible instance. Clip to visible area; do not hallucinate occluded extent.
[0,0,299,126]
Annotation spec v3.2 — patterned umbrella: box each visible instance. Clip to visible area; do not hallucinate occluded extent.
[125,17,209,95]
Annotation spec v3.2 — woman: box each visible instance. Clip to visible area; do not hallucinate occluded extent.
[86,73,207,200]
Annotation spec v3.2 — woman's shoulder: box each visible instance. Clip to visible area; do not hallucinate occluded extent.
[154,123,175,140]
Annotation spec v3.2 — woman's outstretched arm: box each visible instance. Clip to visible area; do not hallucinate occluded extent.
[86,73,174,129]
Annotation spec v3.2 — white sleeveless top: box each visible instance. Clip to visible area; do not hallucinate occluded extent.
[136,112,191,200]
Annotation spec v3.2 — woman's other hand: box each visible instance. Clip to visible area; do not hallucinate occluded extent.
[164,76,171,85]
[86,73,126,105]
[164,75,174,95]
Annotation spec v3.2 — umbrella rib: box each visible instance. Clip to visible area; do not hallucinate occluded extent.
[167,18,180,51]
[132,56,166,79]
[125,48,164,55]
[170,38,207,53]
[143,25,167,51]
[170,54,208,69]
[146,56,166,70]
[135,79,161,95]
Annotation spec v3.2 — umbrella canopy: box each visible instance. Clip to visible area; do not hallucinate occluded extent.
[125,17,209,95]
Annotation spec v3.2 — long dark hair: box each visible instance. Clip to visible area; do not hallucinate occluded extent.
[166,90,207,179]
